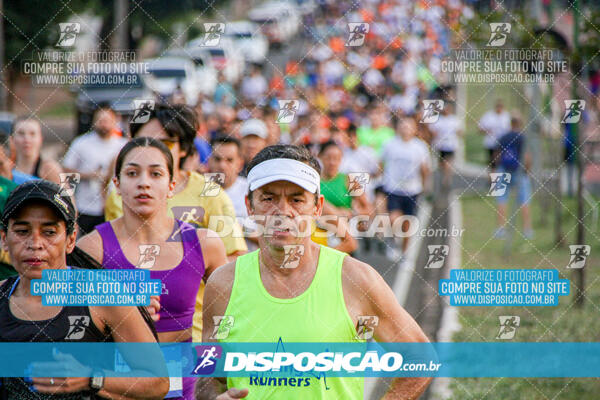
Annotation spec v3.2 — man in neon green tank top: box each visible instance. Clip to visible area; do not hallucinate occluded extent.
[196,145,432,400]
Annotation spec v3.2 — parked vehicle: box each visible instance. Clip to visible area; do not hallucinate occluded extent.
[166,48,218,96]
[145,57,200,106]
[186,37,245,83]
[293,0,318,16]
[224,20,269,63]
[0,112,15,136]
[248,1,301,47]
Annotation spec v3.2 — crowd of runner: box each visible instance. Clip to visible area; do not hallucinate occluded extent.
[0,1,482,399]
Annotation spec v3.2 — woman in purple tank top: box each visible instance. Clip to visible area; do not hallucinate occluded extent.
[78,137,228,400]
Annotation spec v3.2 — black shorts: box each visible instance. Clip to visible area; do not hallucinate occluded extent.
[487,148,497,169]
[374,184,386,195]
[386,193,419,216]
[439,150,455,160]
[564,147,576,163]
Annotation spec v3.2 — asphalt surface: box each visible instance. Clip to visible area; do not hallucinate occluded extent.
[356,183,454,400]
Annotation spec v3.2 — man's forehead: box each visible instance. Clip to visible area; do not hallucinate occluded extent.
[256,180,309,195]
[213,142,238,156]
[137,118,168,138]
[15,119,40,131]
[95,108,116,119]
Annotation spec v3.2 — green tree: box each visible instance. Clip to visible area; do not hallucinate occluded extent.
[3,0,89,108]
[2,0,221,109]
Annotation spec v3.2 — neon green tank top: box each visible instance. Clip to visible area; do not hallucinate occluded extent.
[221,245,364,399]
[320,173,352,209]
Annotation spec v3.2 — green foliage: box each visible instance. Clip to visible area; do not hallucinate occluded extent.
[449,195,600,399]
[120,0,223,40]
[3,0,225,69]
[458,9,535,49]
[4,0,90,69]
[577,6,600,70]
[458,3,600,76]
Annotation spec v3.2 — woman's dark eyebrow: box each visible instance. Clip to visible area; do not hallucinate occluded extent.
[125,162,165,168]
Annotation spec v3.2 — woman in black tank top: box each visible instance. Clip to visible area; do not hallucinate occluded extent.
[0,180,168,400]
[0,272,112,342]
[0,271,113,399]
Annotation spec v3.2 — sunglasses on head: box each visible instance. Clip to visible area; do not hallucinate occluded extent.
[159,138,178,150]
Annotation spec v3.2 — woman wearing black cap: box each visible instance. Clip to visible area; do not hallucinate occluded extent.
[0,180,169,399]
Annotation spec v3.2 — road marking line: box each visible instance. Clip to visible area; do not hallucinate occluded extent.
[365,200,432,399]
[394,201,432,306]
[429,192,462,400]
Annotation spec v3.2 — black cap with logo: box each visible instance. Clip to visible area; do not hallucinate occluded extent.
[1,180,77,234]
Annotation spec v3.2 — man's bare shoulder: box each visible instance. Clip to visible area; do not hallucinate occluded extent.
[341,254,385,293]
[203,259,237,321]
[341,254,429,343]
[205,259,237,294]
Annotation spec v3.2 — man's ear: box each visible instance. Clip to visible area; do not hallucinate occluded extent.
[236,154,245,175]
[7,136,16,162]
[0,230,8,252]
[315,194,324,218]
[179,144,188,163]
[245,194,252,215]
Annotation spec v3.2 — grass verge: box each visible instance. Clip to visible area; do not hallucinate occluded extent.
[449,193,600,399]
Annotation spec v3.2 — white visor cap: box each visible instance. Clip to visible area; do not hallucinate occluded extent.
[247,158,320,194]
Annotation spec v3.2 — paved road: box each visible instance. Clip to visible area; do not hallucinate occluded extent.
[356,183,454,400]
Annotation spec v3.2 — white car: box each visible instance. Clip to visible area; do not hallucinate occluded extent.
[186,37,245,83]
[144,57,200,105]
[248,1,301,46]
[292,0,318,16]
[174,48,218,96]
[224,21,269,63]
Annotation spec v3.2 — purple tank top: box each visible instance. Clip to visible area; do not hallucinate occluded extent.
[95,220,205,333]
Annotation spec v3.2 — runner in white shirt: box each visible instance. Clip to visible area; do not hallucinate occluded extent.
[381,116,431,259]
[208,135,257,250]
[339,123,380,203]
[429,102,464,188]
[478,99,511,170]
[240,65,268,102]
[62,105,127,235]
